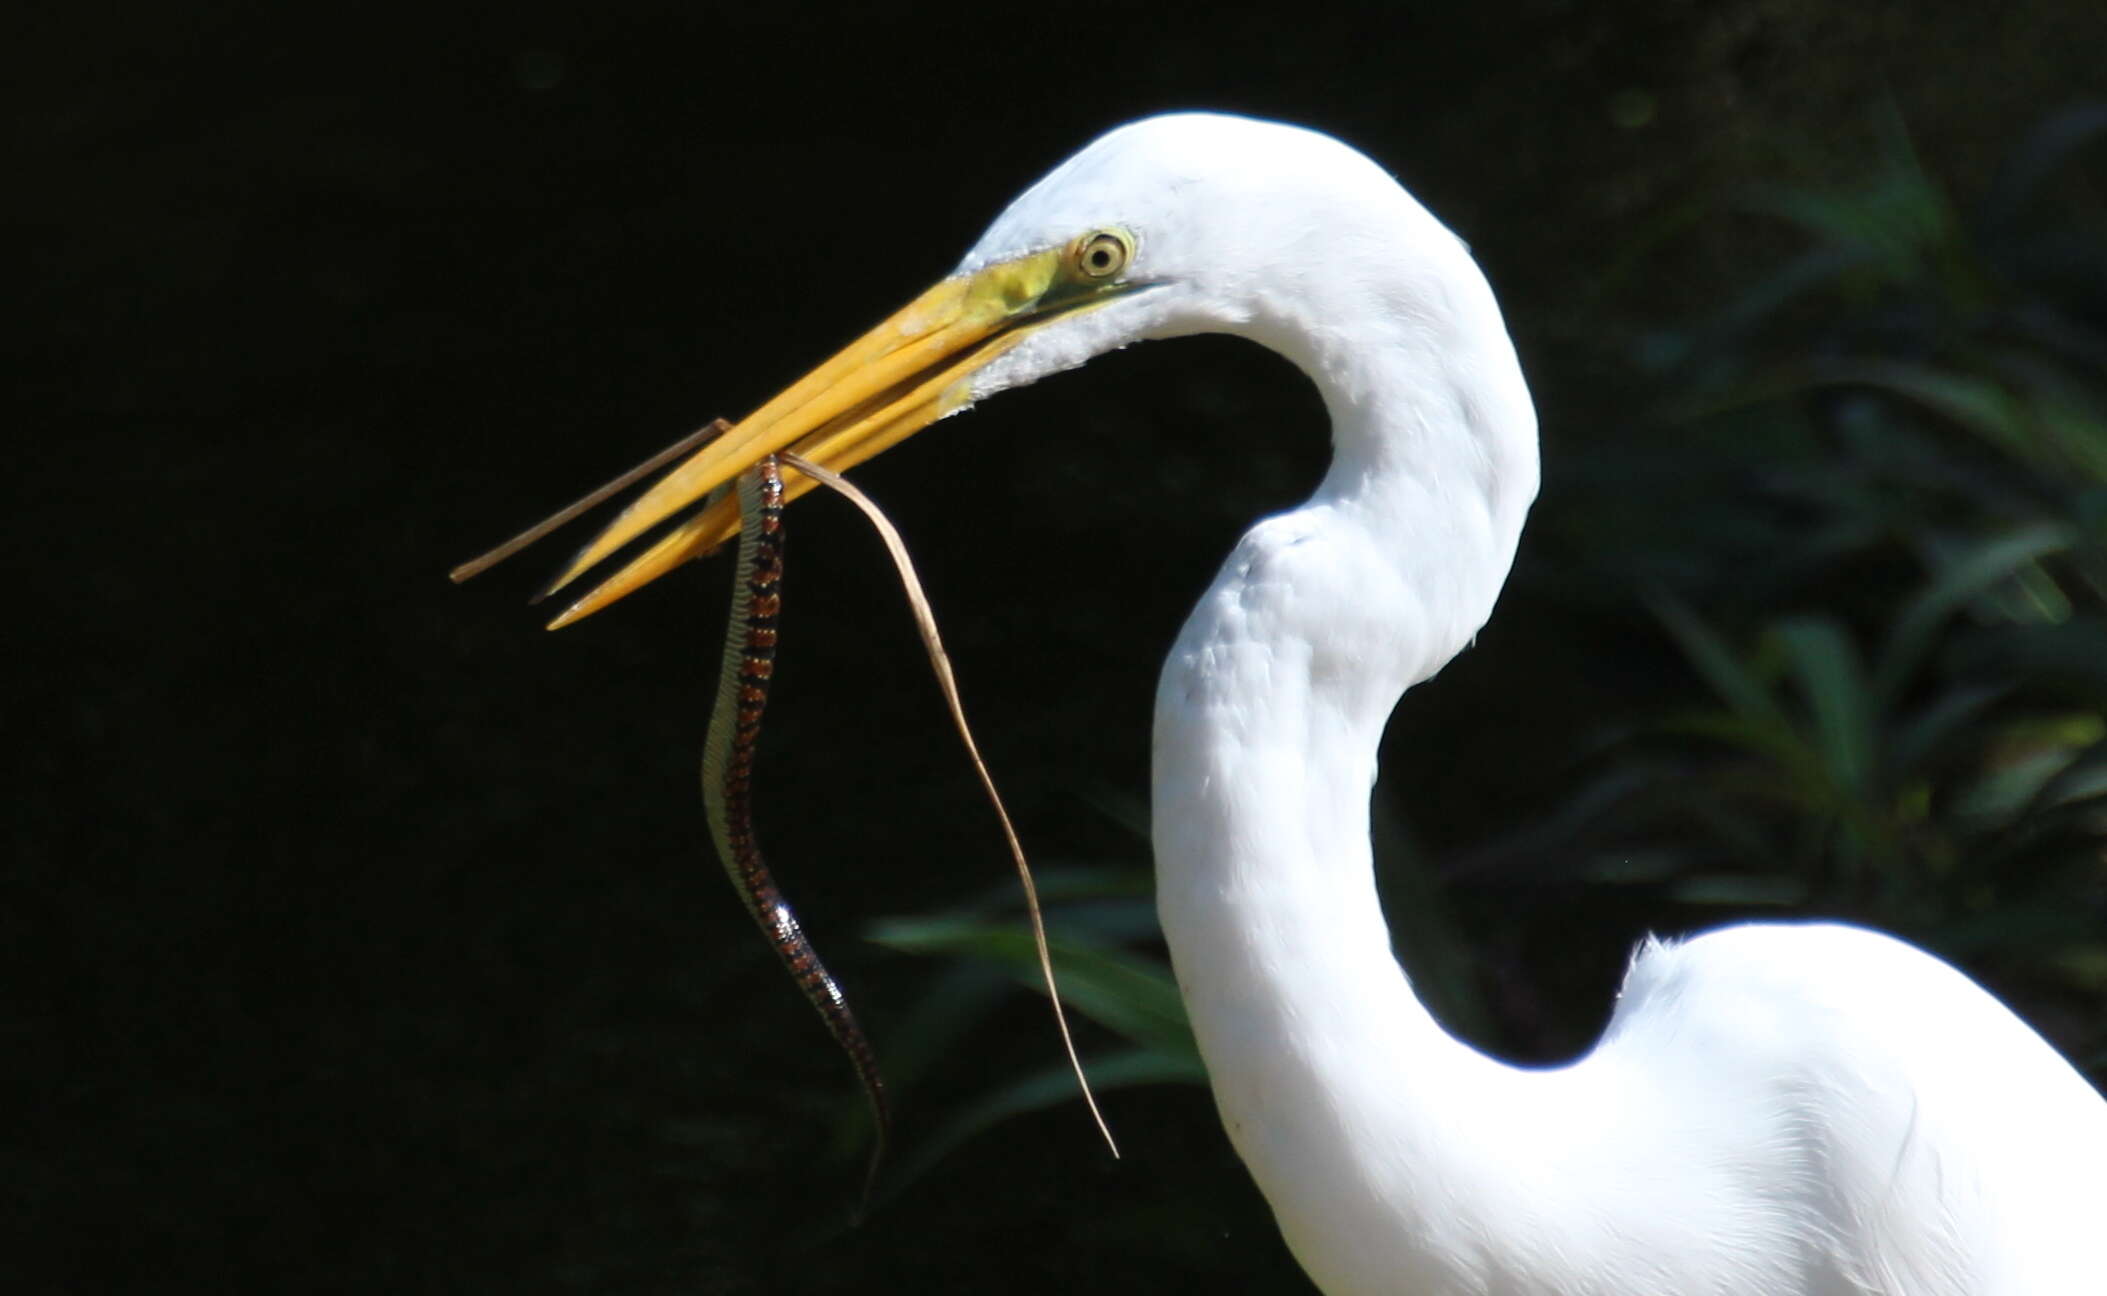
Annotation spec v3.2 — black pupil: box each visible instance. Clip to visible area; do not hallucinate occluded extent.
[1088,243,1114,270]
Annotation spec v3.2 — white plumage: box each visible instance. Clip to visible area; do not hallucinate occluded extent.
[946,114,2107,1295]
[544,109,2107,1295]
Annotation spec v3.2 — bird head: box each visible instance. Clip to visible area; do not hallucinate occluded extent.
[539,112,1484,627]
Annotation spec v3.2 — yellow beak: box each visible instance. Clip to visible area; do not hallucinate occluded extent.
[539,239,1139,629]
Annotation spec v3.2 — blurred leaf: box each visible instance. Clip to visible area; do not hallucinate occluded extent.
[1876,523,2073,699]
[1814,363,2035,462]
[870,915,1198,1063]
[872,1047,1207,1205]
[1651,597,1794,741]
[1773,617,1874,795]
[1887,683,2010,779]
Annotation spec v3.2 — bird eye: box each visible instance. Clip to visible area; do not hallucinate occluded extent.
[1073,229,1132,279]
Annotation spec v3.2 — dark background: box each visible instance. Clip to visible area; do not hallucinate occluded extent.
[15,3,2106,1293]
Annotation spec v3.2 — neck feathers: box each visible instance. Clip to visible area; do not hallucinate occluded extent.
[1148,225,1539,1292]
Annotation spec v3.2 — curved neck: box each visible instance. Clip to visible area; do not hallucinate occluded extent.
[1150,272,1541,1292]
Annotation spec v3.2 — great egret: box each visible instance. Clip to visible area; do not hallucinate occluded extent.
[538,113,2107,1295]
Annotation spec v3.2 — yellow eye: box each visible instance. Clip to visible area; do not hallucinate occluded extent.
[1073,229,1132,279]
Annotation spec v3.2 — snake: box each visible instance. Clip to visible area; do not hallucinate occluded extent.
[700,454,889,1184]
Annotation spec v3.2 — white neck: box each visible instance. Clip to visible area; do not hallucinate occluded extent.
[1150,264,1546,1293]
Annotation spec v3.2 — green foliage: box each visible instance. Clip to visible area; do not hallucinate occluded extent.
[1546,103,2107,1058]
[855,865,1203,1198]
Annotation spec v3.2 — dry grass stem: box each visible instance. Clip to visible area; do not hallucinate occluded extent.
[780,450,1120,1160]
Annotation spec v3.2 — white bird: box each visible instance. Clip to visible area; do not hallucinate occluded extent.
[539,113,2107,1295]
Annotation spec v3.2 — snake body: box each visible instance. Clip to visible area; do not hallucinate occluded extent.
[701,456,889,1170]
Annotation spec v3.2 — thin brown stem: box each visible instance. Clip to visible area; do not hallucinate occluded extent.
[448,417,733,584]
[781,451,1120,1160]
